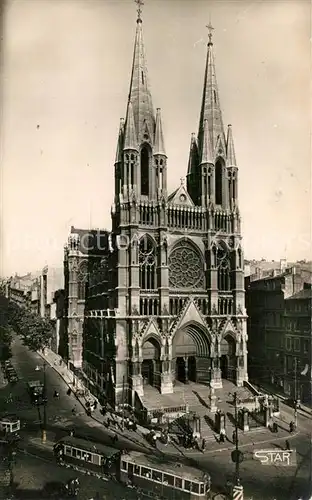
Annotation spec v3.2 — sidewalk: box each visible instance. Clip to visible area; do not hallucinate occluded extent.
[256,382,312,416]
[38,348,151,451]
[38,348,301,461]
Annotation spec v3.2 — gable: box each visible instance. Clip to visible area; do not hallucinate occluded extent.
[168,184,194,207]
[170,297,209,336]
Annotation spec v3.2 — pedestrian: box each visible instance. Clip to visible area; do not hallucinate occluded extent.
[219,429,225,443]
[201,438,206,452]
[285,439,290,450]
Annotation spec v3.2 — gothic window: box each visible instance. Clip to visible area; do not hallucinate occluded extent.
[141,146,149,196]
[213,90,217,104]
[77,260,88,299]
[215,159,223,205]
[139,235,156,289]
[216,242,230,291]
[168,240,204,289]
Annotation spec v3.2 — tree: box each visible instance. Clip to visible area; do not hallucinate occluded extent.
[0,293,53,352]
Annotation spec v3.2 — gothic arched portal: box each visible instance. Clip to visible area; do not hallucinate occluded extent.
[220,333,236,381]
[172,323,211,385]
[141,337,161,388]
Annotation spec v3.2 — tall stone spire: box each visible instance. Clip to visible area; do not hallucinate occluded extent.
[226,124,236,167]
[128,0,155,144]
[154,108,166,156]
[124,100,138,150]
[198,23,225,156]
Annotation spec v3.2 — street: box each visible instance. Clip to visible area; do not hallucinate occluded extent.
[1,337,311,499]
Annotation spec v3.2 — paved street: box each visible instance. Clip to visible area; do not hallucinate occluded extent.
[1,337,311,499]
[10,453,138,500]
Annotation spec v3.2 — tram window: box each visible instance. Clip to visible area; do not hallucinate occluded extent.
[175,477,182,489]
[184,480,191,491]
[134,465,140,475]
[121,461,127,471]
[163,474,175,486]
[71,448,77,457]
[85,453,92,462]
[152,470,162,482]
[141,467,151,478]
[12,423,18,430]
[192,482,200,494]
[65,446,72,456]
[200,484,205,494]
[75,449,82,459]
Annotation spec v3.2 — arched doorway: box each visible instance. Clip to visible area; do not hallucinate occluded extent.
[220,334,236,381]
[188,356,197,382]
[172,323,211,385]
[176,357,186,382]
[141,337,161,388]
[220,355,228,379]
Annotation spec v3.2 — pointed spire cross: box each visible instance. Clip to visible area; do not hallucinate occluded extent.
[206,21,214,44]
[135,0,144,20]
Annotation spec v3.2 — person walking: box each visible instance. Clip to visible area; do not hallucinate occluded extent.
[285,439,290,450]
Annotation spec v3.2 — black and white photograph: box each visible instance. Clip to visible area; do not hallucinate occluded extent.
[0,0,311,499]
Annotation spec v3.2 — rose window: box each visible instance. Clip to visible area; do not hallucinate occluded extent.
[169,241,204,288]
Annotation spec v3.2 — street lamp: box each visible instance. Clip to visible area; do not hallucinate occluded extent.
[42,361,47,443]
[230,391,243,488]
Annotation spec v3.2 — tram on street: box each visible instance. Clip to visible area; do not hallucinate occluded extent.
[120,450,211,499]
[54,436,211,499]
[0,415,20,436]
[53,436,121,477]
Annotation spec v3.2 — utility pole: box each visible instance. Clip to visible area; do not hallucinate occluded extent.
[122,375,125,431]
[42,361,47,443]
[294,357,298,428]
[234,392,240,485]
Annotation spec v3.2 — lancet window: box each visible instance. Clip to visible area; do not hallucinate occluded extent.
[139,235,156,289]
[216,242,230,291]
[215,159,223,205]
[141,146,149,196]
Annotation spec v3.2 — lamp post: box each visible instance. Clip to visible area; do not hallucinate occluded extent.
[42,361,47,443]
[233,392,240,485]
[294,357,298,428]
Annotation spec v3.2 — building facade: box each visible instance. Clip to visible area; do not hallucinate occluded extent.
[246,266,312,401]
[66,11,248,409]
[284,287,311,404]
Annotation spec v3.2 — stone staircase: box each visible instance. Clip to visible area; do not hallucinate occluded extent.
[140,379,256,441]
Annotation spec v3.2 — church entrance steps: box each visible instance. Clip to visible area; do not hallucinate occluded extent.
[139,379,258,441]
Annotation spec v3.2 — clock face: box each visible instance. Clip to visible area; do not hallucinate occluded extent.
[179,194,186,202]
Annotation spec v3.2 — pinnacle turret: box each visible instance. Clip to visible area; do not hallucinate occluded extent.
[200,119,214,165]
[226,124,236,167]
[124,101,138,151]
[115,118,125,163]
[154,108,166,156]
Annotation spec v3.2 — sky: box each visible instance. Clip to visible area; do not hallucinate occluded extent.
[1,0,311,276]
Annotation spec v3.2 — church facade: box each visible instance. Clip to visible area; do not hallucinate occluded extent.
[65,9,248,409]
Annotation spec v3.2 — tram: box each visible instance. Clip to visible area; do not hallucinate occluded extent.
[54,436,212,499]
[0,415,20,436]
[120,450,211,499]
[53,436,121,477]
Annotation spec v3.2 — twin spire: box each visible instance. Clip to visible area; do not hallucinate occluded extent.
[187,23,237,169]
[117,0,165,158]
[116,3,236,175]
